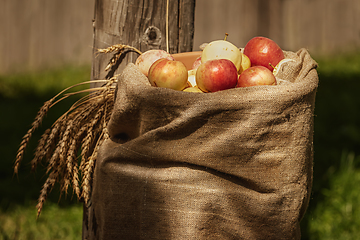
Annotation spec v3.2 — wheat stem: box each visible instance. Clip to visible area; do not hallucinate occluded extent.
[63,86,116,98]
[16,67,119,216]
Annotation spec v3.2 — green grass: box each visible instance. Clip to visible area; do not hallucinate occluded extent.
[0,202,83,240]
[308,151,360,240]
[1,51,360,239]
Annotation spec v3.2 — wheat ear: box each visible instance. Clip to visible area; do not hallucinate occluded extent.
[19,41,133,217]
[96,44,142,71]
[15,79,111,174]
[14,100,53,174]
[36,170,58,218]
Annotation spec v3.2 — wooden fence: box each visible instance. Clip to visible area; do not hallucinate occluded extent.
[0,0,95,74]
[1,0,360,74]
[193,0,360,56]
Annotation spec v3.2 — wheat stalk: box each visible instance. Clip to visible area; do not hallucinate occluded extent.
[72,123,92,198]
[16,42,132,217]
[96,44,142,71]
[14,100,53,174]
[31,129,51,171]
[15,80,115,217]
[81,126,109,206]
[41,121,62,166]
[97,44,142,55]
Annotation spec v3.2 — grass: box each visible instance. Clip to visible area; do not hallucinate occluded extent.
[0,51,360,239]
[0,202,83,240]
[307,151,360,240]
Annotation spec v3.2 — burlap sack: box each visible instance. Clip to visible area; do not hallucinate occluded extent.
[83,48,318,240]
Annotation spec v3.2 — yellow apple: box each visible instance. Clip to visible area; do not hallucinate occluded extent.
[201,40,242,71]
[238,53,251,74]
[148,59,188,90]
[135,49,174,77]
[187,69,197,87]
[183,86,204,93]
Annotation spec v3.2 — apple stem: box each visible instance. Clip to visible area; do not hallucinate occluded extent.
[269,63,276,70]
[224,33,229,41]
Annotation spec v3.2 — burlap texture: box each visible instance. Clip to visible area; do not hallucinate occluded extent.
[83,48,318,240]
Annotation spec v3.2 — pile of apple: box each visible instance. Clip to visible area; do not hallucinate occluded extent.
[134,36,285,93]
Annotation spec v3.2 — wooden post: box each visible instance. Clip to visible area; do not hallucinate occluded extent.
[90,0,196,84]
[83,1,195,239]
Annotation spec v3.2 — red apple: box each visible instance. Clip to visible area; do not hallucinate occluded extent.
[148,58,188,90]
[196,59,238,92]
[237,66,276,87]
[191,56,202,70]
[243,36,285,71]
[135,49,174,77]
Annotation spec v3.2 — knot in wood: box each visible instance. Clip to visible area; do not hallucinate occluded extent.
[142,26,162,48]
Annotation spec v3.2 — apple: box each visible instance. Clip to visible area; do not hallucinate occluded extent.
[237,66,276,87]
[148,58,188,90]
[201,40,242,71]
[272,58,296,76]
[191,56,202,70]
[135,49,174,77]
[196,59,238,92]
[183,86,203,93]
[187,69,197,87]
[243,36,285,71]
[238,53,251,74]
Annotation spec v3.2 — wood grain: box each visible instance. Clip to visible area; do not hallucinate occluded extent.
[0,0,95,74]
[91,0,196,85]
[193,0,360,56]
[1,0,360,74]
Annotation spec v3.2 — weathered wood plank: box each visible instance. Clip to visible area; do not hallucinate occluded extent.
[0,0,95,74]
[193,0,360,56]
[2,0,360,75]
[90,0,196,85]
[178,0,196,53]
